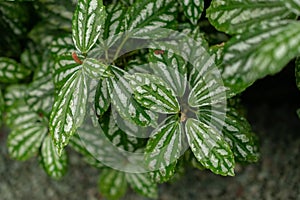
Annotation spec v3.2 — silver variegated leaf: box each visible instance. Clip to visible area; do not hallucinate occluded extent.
[53,53,83,90]
[185,118,235,176]
[72,0,106,53]
[106,66,157,126]
[197,106,259,162]
[20,43,42,70]
[179,0,204,25]
[7,104,47,161]
[188,71,227,107]
[0,57,31,83]
[4,84,27,108]
[125,0,177,39]
[82,58,109,79]
[100,111,146,152]
[98,168,127,200]
[126,172,158,199]
[95,79,111,117]
[222,21,300,94]
[69,133,103,169]
[145,116,182,173]
[148,49,187,97]
[284,0,300,15]
[127,73,180,114]
[149,162,177,183]
[296,57,300,90]
[26,65,54,114]
[207,0,291,34]
[50,35,75,57]
[40,135,68,179]
[49,70,87,155]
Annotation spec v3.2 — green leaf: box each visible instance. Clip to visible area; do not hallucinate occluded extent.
[49,70,87,155]
[188,72,227,107]
[0,57,31,83]
[198,106,259,162]
[4,84,27,108]
[20,43,42,70]
[284,0,300,15]
[40,135,68,179]
[127,73,180,114]
[207,0,291,34]
[125,0,177,38]
[53,53,83,90]
[222,21,300,94]
[95,79,111,117]
[7,105,47,161]
[0,90,3,125]
[179,0,204,25]
[148,49,187,97]
[145,116,182,173]
[98,168,127,200]
[296,57,300,90]
[126,173,158,199]
[106,66,157,126]
[82,58,109,79]
[72,0,106,53]
[185,118,235,176]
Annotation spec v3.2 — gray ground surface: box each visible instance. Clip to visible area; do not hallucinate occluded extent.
[1,69,300,200]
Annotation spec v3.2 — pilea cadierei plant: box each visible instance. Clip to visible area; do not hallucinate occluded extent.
[0,0,300,199]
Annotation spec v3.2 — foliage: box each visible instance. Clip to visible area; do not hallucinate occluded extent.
[0,0,299,199]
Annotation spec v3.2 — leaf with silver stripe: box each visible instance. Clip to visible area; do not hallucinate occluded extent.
[198,106,259,162]
[0,57,31,83]
[125,0,177,39]
[82,58,110,79]
[144,116,182,174]
[149,162,177,183]
[207,0,291,34]
[126,73,180,114]
[126,172,158,199]
[222,21,300,94]
[95,79,111,117]
[7,104,47,161]
[98,168,127,200]
[185,118,235,176]
[106,66,157,126]
[49,70,87,155]
[40,135,68,179]
[284,0,300,15]
[50,35,75,58]
[53,53,83,90]
[148,49,187,97]
[72,0,106,54]
[179,0,204,25]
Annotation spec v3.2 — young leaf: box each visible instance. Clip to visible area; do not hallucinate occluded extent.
[53,53,83,90]
[82,58,109,79]
[284,0,300,15]
[40,135,68,179]
[72,0,106,53]
[7,106,47,161]
[185,118,235,176]
[179,0,204,25]
[98,168,127,200]
[125,0,177,38]
[127,73,180,114]
[95,79,111,117]
[207,0,291,34]
[222,21,300,94]
[145,116,182,173]
[0,57,31,83]
[126,173,158,199]
[148,49,187,97]
[49,70,87,155]
[106,66,157,126]
[188,72,227,107]
[198,106,259,162]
